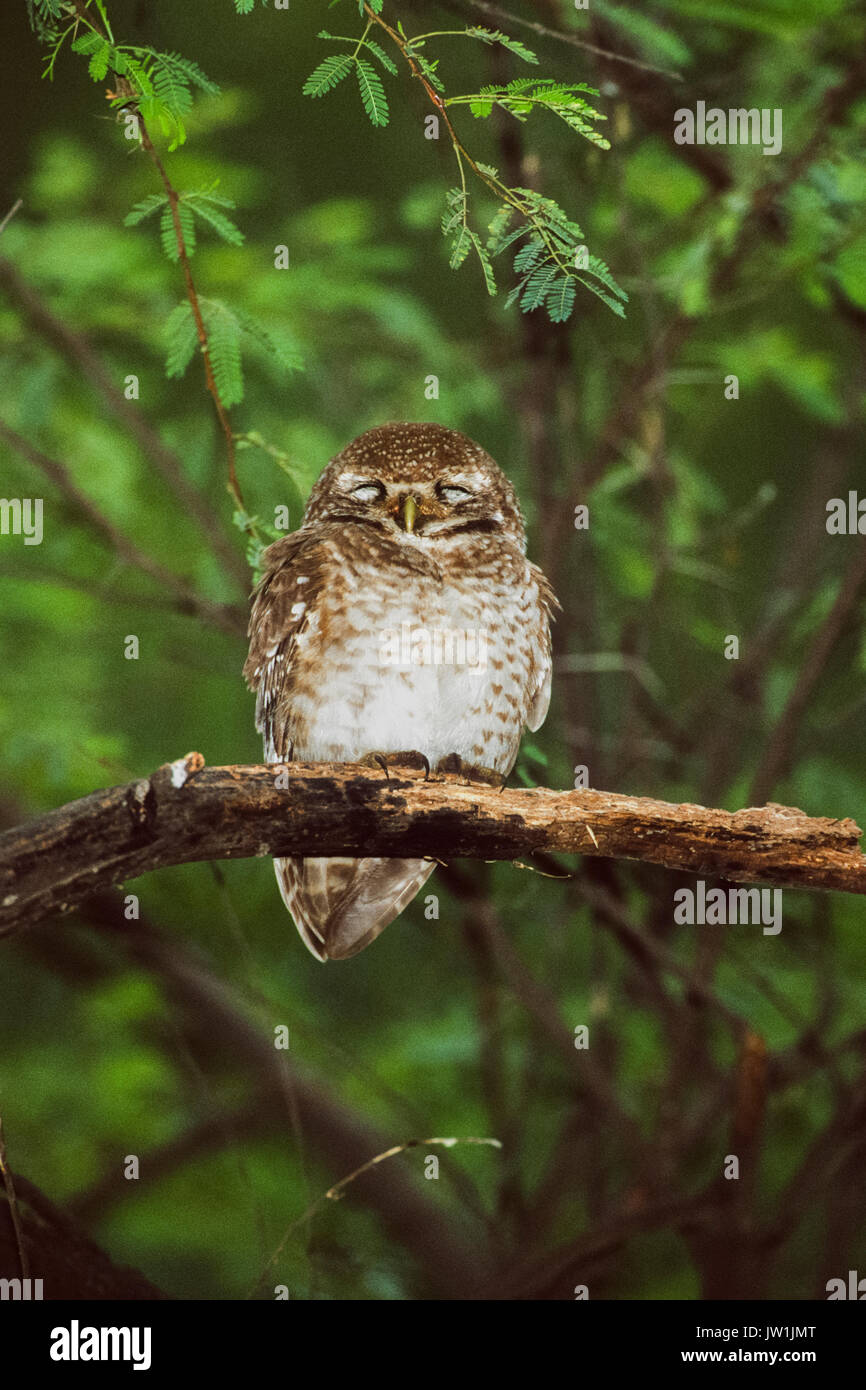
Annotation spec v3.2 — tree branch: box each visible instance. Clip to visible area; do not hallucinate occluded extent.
[80,892,491,1298]
[0,255,248,590]
[749,531,866,806]
[0,1167,165,1300]
[0,419,246,639]
[428,0,684,80]
[1,754,864,936]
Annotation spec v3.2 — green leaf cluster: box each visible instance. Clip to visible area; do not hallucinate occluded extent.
[303,32,394,128]
[124,187,245,263]
[439,179,627,321]
[39,17,219,151]
[304,11,624,321]
[459,78,610,151]
[500,188,628,319]
[164,298,300,408]
[461,26,538,65]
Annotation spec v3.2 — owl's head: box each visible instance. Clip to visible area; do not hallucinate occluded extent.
[302,422,527,548]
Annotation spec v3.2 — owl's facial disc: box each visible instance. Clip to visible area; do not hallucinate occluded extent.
[332,469,498,540]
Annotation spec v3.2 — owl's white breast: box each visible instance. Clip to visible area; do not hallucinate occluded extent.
[289,543,541,774]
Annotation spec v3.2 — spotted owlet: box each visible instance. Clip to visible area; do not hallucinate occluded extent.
[244,422,557,961]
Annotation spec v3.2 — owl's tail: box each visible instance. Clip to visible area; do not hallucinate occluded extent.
[273,855,436,960]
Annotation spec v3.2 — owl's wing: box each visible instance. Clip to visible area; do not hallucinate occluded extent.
[244,531,325,760]
[525,563,559,733]
[527,661,552,733]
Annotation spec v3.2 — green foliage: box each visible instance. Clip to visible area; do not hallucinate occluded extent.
[183,190,245,246]
[41,17,218,151]
[316,30,400,75]
[163,300,200,379]
[413,51,445,92]
[360,39,398,75]
[160,202,195,261]
[303,54,355,98]
[163,297,300,405]
[439,178,627,319]
[494,188,628,318]
[122,193,167,226]
[125,189,245,262]
[302,44,391,128]
[441,187,495,292]
[232,508,284,580]
[545,274,577,323]
[25,0,65,41]
[461,26,538,65]
[27,0,65,17]
[460,78,610,151]
[355,58,389,127]
[206,300,244,407]
[304,10,623,321]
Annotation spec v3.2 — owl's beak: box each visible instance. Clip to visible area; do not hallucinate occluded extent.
[401,495,418,534]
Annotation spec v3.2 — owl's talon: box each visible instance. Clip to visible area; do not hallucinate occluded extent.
[358,750,431,780]
[434,754,505,789]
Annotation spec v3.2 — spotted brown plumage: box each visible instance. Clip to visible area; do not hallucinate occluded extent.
[244,422,558,960]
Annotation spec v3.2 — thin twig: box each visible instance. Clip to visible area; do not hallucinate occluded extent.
[0,420,245,637]
[136,117,245,518]
[430,0,683,80]
[249,1134,500,1296]
[0,199,23,238]
[80,895,488,1299]
[0,561,246,629]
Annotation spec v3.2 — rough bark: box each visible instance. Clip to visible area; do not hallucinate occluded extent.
[1,753,864,935]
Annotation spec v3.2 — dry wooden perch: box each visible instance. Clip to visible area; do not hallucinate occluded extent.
[1,751,864,935]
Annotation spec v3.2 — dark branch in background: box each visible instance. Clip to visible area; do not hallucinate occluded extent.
[0,1163,166,1300]
[430,0,683,80]
[0,257,248,590]
[698,381,865,805]
[0,419,246,638]
[1,754,864,936]
[749,531,866,806]
[76,891,491,1299]
[0,1114,29,1281]
[0,561,240,625]
[583,9,730,193]
[576,45,866,494]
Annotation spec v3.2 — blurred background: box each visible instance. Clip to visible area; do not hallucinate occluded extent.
[1,0,865,1300]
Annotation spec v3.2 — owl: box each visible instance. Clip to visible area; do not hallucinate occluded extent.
[244,422,557,960]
